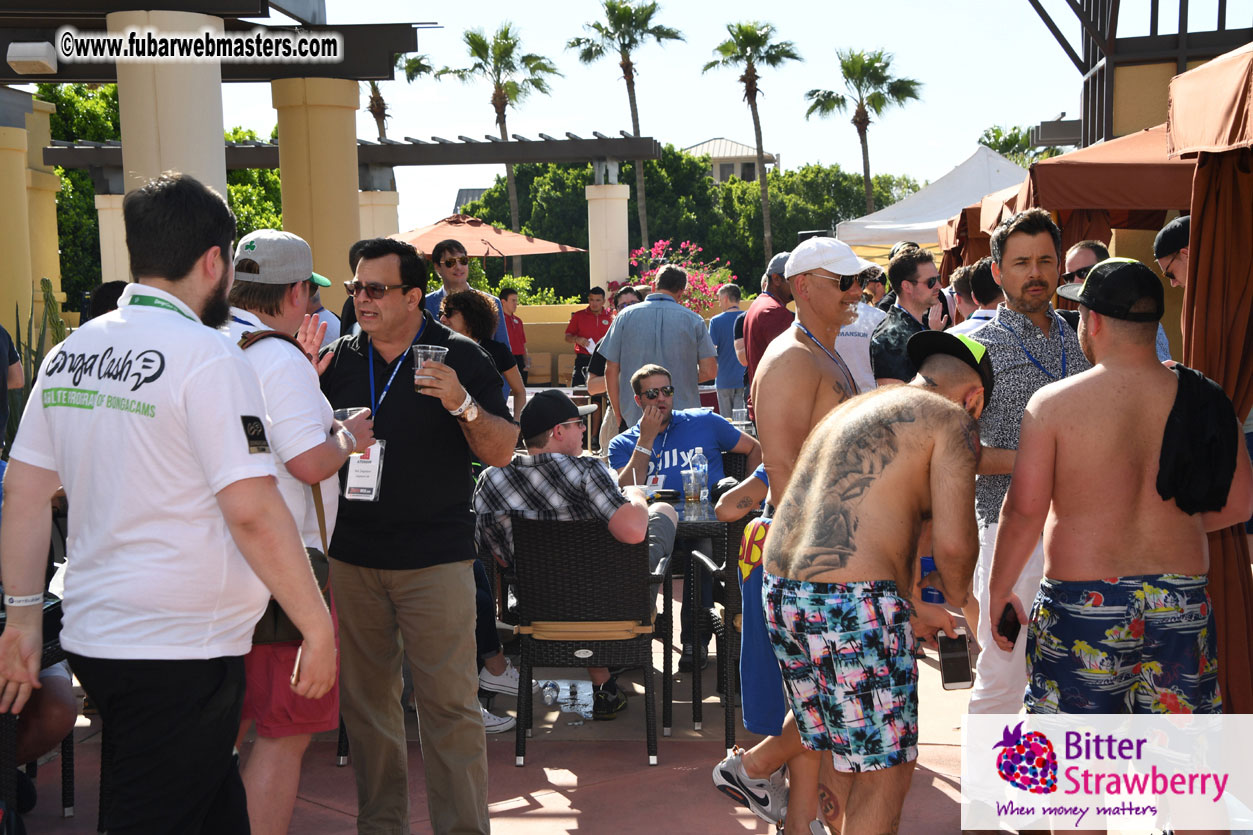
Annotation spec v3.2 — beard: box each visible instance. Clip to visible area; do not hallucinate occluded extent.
[1006,281,1053,315]
[200,265,232,329]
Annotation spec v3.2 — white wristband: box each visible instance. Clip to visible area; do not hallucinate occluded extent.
[337,426,357,455]
[4,593,43,607]
[448,390,473,416]
[634,444,653,457]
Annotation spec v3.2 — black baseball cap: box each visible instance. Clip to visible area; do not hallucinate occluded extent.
[907,331,995,405]
[1153,215,1189,259]
[520,389,597,438]
[1056,257,1164,322]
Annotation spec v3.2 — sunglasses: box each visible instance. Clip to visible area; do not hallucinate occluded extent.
[640,385,675,400]
[908,276,941,289]
[1061,265,1093,284]
[345,280,409,300]
[557,418,585,430]
[440,256,469,269]
[807,271,865,292]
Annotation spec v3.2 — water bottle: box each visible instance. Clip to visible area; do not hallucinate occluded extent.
[919,556,945,604]
[541,681,559,706]
[691,447,709,519]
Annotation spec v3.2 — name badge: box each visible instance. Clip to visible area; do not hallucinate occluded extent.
[645,474,665,489]
[345,440,386,501]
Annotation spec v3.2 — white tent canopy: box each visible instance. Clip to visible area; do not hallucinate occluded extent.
[835,146,1026,247]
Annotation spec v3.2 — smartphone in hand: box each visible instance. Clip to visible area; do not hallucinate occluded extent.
[997,602,1021,645]
[938,628,973,690]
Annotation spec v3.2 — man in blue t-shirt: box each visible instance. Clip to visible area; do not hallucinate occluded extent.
[709,283,748,419]
[609,362,761,668]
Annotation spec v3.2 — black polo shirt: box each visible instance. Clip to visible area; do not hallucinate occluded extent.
[319,311,512,570]
[870,305,925,383]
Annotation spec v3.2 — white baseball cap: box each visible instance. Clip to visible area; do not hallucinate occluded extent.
[784,236,876,279]
[234,229,331,287]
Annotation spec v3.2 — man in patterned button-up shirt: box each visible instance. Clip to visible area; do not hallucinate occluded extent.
[968,209,1092,715]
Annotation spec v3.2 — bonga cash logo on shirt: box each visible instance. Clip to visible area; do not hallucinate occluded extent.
[995,722,1058,794]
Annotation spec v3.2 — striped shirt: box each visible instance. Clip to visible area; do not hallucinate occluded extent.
[473,452,628,567]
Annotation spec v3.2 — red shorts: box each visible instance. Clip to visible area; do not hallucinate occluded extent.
[241,616,340,739]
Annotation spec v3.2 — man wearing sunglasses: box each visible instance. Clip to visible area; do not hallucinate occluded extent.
[319,237,517,835]
[871,245,948,386]
[1153,215,1190,290]
[424,239,510,349]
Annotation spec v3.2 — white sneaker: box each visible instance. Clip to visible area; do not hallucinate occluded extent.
[712,747,788,825]
[479,659,540,695]
[481,705,516,733]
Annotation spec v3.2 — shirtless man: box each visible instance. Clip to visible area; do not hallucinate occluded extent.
[989,258,1253,714]
[763,330,990,834]
[714,237,874,832]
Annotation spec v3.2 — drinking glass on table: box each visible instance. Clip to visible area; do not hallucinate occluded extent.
[411,345,449,393]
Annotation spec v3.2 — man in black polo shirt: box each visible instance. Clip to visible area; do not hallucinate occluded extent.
[870,245,948,385]
[319,238,516,835]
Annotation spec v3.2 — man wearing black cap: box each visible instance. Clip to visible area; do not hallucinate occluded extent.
[474,389,677,719]
[761,330,989,835]
[1154,214,1190,289]
[988,258,1253,714]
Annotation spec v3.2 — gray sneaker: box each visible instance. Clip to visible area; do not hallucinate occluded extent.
[712,748,788,825]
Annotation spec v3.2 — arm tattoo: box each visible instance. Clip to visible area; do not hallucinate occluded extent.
[735,495,754,509]
[958,411,981,468]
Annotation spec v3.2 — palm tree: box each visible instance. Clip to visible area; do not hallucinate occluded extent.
[568,0,683,250]
[440,25,560,277]
[805,49,921,215]
[703,22,799,264]
[364,55,433,141]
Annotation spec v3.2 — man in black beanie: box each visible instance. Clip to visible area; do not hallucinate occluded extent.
[1154,215,1190,288]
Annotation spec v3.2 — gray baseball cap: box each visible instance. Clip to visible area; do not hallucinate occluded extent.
[234,229,331,287]
[764,251,791,279]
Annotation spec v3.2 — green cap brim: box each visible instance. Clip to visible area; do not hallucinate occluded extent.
[309,272,331,287]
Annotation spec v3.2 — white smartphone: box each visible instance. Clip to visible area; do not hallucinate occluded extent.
[937,628,974,690]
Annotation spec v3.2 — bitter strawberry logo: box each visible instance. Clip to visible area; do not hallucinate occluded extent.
[994,722,1058,794]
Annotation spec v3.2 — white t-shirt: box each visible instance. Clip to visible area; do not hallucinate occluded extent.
[835,302,888,394]
[947,309,996,337]
[10,284,276,660]
[314,307,341,349]
[225,307,339,550]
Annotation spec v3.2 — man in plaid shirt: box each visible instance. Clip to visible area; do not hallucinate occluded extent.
[474,389,677,720]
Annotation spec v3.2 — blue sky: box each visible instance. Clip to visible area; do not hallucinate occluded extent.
[220,0,1250,233]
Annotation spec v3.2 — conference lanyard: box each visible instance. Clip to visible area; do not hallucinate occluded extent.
[123,293,196,322]
[996,314,1067,380]
[793,321,860,396]
[367,319,425,417]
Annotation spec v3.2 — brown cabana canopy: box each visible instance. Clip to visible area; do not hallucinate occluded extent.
[392,214,586,258]
[937,183,1022,278]
[1167,43,1253,712]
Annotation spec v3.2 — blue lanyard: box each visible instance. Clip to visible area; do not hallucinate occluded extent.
[793,321,860,395]
[996,314,1066,380]
[894,303,924,327]
[231,315,256,327]
[367,319,425,417]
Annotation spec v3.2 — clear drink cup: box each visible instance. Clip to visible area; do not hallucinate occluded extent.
[412,345,449,392]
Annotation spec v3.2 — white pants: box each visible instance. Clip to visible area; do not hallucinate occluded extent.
[967,521,1045,715]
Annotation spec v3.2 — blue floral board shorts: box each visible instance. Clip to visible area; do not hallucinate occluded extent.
[1026,573,1221,715]
[762,571,919,772]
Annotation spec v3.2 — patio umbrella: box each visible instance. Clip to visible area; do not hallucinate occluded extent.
[392,214,586,259]
[1168,42,1253,712]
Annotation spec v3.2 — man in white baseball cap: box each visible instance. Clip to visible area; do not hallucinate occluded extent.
[714,235,876,832]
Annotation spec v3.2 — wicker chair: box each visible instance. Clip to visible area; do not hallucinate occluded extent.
[510,516,668,766]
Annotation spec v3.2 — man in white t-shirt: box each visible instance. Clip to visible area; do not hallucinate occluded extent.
[833,294,888,394]
[0,173,335,834]
[226,228,374,835]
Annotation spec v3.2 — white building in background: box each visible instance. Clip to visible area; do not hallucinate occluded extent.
[683,137,778,183]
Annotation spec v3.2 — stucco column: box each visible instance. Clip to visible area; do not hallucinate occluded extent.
[108,10,228,197]
[26,100,63,314]
[585,183,630,290]
[0,126,33,336]
[358,190,400,240]
[95,194,130,285]
[272,77,360,316]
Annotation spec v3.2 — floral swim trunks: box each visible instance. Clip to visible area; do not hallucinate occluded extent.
[762,571,919,772]
[1026,573,1221,714]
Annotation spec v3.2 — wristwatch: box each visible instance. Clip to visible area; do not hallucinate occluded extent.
[457,401,480,423]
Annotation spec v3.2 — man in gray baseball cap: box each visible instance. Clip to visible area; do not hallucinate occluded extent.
[742,250,795,418]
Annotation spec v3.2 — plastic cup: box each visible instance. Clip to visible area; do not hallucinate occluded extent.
[681,469,700,505]
[731,408,748,423]
[333,407,370,422]
[411,345,449,392]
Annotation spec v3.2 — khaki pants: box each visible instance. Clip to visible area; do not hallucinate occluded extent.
[331,558,489,835]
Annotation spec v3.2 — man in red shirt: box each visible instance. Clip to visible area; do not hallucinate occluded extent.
[500,287,529,384]
[565,286,611,387]
[743,252,795,419]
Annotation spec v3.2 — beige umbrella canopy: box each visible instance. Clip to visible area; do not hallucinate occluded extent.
[391,214,586,258]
